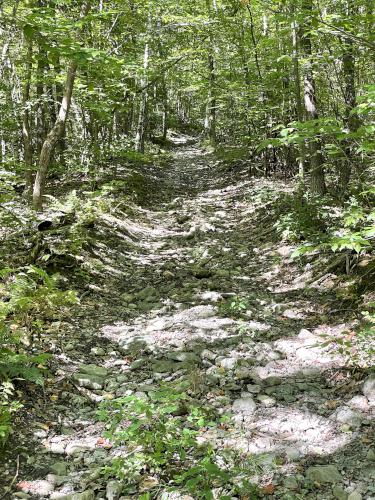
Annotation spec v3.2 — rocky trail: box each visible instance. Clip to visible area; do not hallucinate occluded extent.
[2,143,375,500]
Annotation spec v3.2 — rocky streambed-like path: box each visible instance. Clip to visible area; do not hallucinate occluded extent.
[2,144,375,500]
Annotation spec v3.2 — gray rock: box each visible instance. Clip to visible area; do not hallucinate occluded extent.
[348,493,362,500]
[306,465,342,484]
[73,364,108,390]
[78,364,108,378]
[367,449,375,461]
[158,492,194,500]
[257,394,276,407]
[106,480,123,500]
[90,347,105,356]
[201,349,217,361]
[246,384,261,394]
[234,366,253,380]
[332,485,348,500]
[335,407,362,426]
[20,480,55,497]
[51,462,68,476]
[362,375,375,402]
[152,360,180,373]
[57,492,95,500]
[284,476,299,490]
[72,373,104,390]
[218,357,238,370]
[167,352,199,363]
[130,359,145,370]
[232,397,256,415]
[347,395,369,411]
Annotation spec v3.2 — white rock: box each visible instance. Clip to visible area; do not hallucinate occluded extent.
[257,394,276,407]
[347,395,369,411]
[218,357,238,370]
[106,480,122,500]
[232,397,256,415]
[348,492,362,500]
[362,375,375,402]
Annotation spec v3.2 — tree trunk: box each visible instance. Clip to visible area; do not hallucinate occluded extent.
[22,35,33,196]
[135,9,151,153]
[291,18,306,180]
[204,0,217,146]
[339,0,359,192]
[32,1,91,210]
[300,0,326,195]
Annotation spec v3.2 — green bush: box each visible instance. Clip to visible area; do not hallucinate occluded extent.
[97,384,259,498]
[0,265,78,443]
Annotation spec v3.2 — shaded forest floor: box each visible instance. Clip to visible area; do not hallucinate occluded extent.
[2,141,375,499]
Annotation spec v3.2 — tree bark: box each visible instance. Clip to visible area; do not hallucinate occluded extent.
[339,0,359,192]
[291,18,305,180]
[135,8,151,153]
[22,35,33,196]
[300,0,326,195]
[204,0,217,146]
[32,1,91,210]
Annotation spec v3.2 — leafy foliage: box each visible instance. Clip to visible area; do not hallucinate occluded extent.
[0,265,78,443]
[97,384,259,498]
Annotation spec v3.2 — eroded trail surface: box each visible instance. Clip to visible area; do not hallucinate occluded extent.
[4,145,375,499]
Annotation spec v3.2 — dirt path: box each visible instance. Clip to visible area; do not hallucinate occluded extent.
[4,144,375,499]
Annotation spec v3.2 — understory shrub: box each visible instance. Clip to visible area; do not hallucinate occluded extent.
[97,384,261,498]
[0,265,78,443]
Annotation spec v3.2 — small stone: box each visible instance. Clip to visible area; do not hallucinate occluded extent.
[17,480,55,497]
[284,476,299,490]
[218,357,238,370]
[130,359,145,370]
[234,366,252,380]
[201,349,217,361]
[57,491,95,500]
[367,449,375,461]
[347,395,369,411]
[285,447,301,460]
[348,492,362,500]
[332,485,348,500]
[167,352,199,363]
[246,384,261,394]
[306,465,342,484]
[335,407,362,426]
[106,480,122,500]
[362,375,375,402]
[51,462,68,476]
[90,347,105,356]
[257,394,276,407]
[49,441,66,454]
[232,397,256,415]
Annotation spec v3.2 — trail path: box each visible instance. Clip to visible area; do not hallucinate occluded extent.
[4,143,375,499]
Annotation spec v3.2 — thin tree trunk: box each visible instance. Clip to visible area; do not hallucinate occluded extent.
[291,18,305,180]
[204,0,217,146]
[22,35,33,196]
[135,8,151,153]
[339,0,359,192]
[300,0,326,195]
[32,1,91,210]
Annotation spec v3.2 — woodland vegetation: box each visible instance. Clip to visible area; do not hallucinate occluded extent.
[0,0,374,498]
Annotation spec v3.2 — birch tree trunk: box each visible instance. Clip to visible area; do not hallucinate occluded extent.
[32,1,91,210]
